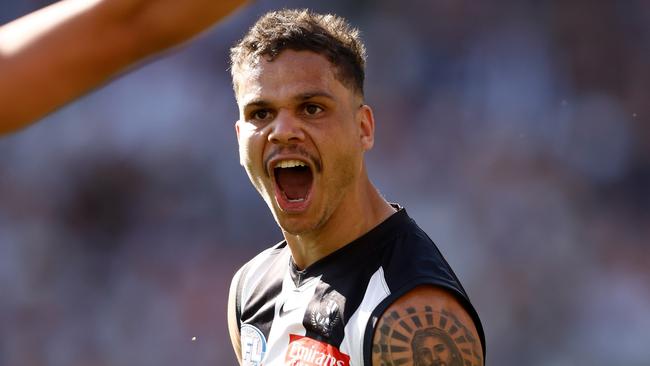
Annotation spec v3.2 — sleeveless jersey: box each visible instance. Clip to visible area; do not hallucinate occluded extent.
[233,206,485,365]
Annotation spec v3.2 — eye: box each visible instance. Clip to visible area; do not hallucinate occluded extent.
[250,109,272,121]
[303,104,323,116]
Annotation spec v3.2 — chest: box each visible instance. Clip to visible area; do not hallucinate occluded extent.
[240,266,390,366]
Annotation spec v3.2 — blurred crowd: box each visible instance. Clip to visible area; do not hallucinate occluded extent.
[1,0,649,365]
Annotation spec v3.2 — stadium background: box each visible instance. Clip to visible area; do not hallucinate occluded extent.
[1,0,649,365]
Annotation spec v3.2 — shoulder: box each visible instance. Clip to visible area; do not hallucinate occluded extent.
[236,241,288,277]
[227,240,288,362]
[381,208,443,260]
[371,285,484,366]
[228,240,288,305]
[380,216,463,295]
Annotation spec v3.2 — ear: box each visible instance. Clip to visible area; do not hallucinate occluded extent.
[235,119,241,141]
[358,104,375,151]
[234,120,244,166]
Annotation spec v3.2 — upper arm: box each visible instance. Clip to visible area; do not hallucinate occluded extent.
[227,266,243,364]
[371,285,483,366]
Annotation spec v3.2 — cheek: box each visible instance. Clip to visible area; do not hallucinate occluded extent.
[321,120,360,152]
[237,138,251,167]
[238,134,269,192]
[237,129,263,166]
[238,138,250,159]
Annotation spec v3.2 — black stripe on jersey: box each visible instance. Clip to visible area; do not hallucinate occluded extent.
[302,261,383,347]
[294,208,410,348]
[303,282,346,344]
[235,262,253,330]
[239,245,288,341]
[299,230,390,347]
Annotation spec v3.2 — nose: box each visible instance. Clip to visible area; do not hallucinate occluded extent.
[268,110,304,145]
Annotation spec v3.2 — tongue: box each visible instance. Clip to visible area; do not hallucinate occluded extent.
[276,167,312,200]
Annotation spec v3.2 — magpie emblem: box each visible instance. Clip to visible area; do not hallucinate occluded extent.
[309,290,344,338]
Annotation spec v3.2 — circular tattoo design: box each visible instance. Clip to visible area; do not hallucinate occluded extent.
[373,306,482,366]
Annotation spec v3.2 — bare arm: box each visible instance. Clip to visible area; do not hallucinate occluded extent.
[0,0,247,134]
[227,267,243,364]
[372,285,484,366]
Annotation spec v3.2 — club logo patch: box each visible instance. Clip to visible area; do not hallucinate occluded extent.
[285,334,350,366]
[240,324,266,366]
[309,290,344,338]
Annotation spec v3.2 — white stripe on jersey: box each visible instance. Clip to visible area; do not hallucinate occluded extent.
[339,267,390,365]
[264,271,322,365]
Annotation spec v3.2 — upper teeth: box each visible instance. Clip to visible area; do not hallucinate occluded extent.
[276,160,306,168]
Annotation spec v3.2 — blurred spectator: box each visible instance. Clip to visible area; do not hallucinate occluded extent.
[1,0,648,365]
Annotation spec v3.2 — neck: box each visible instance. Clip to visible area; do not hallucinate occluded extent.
[284,175,395,270]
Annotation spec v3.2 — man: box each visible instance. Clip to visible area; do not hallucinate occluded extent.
[227,9,485,366]
[0,0,246,134]
[411,327,463,366]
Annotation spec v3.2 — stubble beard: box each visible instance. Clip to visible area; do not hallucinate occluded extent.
[276,160,356,237]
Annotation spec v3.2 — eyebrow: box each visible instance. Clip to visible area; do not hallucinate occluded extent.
[242,100,270,110]
[242,91,336,110]
[295,91,335,101]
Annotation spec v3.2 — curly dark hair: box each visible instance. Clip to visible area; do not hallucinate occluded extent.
[230,9,366,96]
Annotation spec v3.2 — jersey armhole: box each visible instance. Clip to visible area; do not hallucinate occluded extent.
[362,278,486,365]
[234,263,252,330]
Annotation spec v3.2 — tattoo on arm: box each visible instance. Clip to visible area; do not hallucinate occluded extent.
[373,306,482,366]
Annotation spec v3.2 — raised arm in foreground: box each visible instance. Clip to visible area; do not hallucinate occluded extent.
[0,0,247,134]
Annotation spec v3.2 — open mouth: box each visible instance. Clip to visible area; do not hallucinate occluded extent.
[273,159,314,209]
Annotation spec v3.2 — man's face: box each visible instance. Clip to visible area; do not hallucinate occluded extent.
[414,335,454,366]
[234,50,373,235]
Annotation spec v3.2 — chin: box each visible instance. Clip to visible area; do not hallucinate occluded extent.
[275,214,320,236]
[277,221,312,236]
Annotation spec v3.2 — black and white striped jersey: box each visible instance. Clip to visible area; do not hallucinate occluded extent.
[233,206,485,366]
